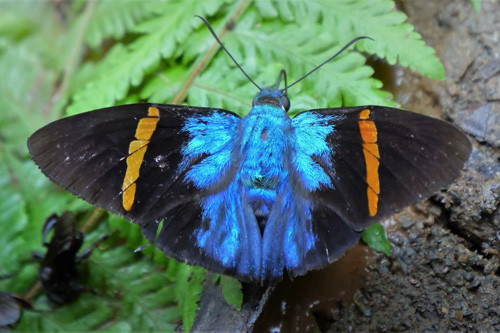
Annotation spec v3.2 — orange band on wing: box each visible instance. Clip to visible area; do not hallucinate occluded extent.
[359,119,377,143]
[363,143,380,159]
[367,187,379,217]
[359,108,371,120]
[358,109,380,216]
[148,106,160,117]
[362,147,380,194]
[122,106,160,211]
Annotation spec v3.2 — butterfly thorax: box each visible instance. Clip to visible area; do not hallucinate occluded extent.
[240,94,291,231]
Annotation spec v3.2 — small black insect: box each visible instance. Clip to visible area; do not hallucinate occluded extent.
[37,212,109,304]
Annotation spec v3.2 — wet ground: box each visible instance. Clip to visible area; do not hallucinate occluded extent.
[192,0,500,331]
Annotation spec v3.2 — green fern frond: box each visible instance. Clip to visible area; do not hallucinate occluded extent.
[201,15,390,110]
[0,154,83,296]
[68,0,231,115]
[167,261,206,332]
[189,58,258,114]
[0,1,50,41]
[85,0,157,49]
[0,44,57,146]
[0,160,29,275]
[261,0,445,79]
[144,9,391,117]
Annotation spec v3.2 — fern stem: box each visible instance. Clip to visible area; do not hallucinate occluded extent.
[52,0,98,117]
[172,0,252,104]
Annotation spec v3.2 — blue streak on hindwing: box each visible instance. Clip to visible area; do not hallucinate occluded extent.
[179,111,261,278]
[261,180,317,278]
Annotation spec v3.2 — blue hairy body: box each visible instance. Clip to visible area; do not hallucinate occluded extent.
[179,89,340,280]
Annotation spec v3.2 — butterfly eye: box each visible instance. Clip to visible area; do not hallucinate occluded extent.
[281,95,290,112]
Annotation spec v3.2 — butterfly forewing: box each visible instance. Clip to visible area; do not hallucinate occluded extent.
[302,106,471,230]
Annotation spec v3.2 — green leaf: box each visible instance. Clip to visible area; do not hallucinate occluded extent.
[178,10,392,117]
[362,223,391,256]
[0,3,38,40]
[107,214,149,250]
[107,215,171,268]
[0,158,30,276]
[0,42,57,148]
[213,275,243,311]
[470,0,481,13]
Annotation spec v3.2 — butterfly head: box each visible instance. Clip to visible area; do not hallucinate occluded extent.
[252,69,291,112]
[252,88,290,112]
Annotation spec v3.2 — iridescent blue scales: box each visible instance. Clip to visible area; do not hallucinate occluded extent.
[28,87,471,283]
[179,89,342,280]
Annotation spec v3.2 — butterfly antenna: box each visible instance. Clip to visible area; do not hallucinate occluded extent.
[283,36,373,92]
[276,69,288,97]
[196,15,262,91]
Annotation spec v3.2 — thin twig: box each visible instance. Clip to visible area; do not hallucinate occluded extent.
[172,0,252,104]
[48,0,98,119]
[24,280,42,301]
[81,207,103,233]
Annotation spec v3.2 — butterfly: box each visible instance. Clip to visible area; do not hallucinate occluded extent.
[28,17,471,283]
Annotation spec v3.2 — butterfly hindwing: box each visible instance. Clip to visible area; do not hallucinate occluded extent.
[169,111,262,280]
[260,110,362,280]
[261,181,362,280]
[28,103,263,279]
